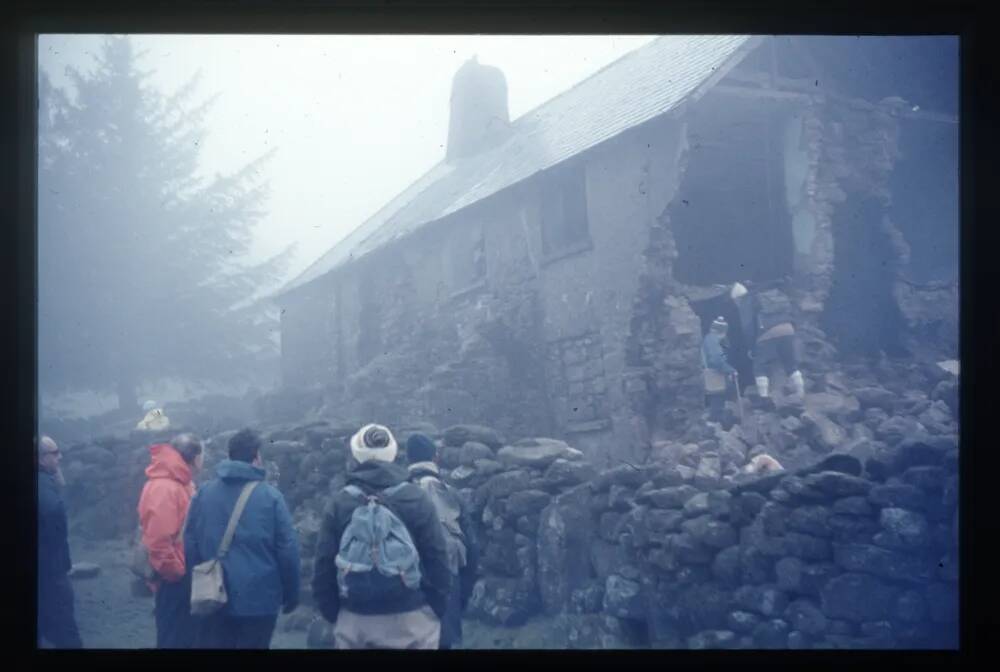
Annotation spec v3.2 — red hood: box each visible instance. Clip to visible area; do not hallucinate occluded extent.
[144,443,193,485]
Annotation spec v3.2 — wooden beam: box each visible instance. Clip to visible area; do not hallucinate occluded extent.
[712,84,814,102]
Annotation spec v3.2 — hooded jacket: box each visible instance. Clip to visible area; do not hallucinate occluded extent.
[313,459,451,622]
[38,470,72,580]
[408,461,480,648]
[183,459,301,617]
[137,444,196,586]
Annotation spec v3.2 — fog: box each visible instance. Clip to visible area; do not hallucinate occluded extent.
[36,35,960,651]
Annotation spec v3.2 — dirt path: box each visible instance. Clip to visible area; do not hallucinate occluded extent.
[67,536,306,649]
[67,535,557,650]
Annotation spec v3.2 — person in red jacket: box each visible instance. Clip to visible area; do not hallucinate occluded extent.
[137,433,204,649]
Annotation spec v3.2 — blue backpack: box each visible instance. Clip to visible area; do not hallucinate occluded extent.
[335,483,423,604]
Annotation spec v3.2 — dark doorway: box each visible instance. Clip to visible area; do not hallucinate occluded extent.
[822,194,905,356]
[671,91,795,286]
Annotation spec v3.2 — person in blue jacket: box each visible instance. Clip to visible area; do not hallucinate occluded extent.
[184,428,300,649]
[701,316,738,426]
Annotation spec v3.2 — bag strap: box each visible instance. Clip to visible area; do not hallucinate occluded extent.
[343,484,365,499]
[216,481,260,559]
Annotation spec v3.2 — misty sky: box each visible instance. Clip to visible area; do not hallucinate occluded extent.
[38,34,657,282]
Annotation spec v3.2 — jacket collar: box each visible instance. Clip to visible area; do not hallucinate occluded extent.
[407,461,440,478]
[348,459,408,490]
[215,459,265,482]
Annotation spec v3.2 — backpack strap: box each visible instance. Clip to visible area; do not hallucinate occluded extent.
[216,481,260,559]
[381,482,409,497]
[343,484,366,499]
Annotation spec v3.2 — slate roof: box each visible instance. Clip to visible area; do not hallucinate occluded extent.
[279,34,759,296]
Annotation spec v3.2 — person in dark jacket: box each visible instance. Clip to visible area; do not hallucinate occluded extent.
[313,423,451,649]
[750,287,805,401]
[701,316,738,426]
[37,435,83,649]
[406,433,479,650]
[184,428,301,649]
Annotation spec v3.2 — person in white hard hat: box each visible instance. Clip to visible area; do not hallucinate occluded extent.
[137,400,171,432]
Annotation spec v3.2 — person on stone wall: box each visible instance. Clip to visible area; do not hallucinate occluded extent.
[37,435,84,649]
[183,428,301,649]
[749,287,806,403]
[701,316,738,428]
[312,424,451,649]
[405,433,480,650]
[136,433,204,648]
[136,399,171,432]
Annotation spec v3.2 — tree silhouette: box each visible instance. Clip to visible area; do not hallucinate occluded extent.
[39,36,293,411]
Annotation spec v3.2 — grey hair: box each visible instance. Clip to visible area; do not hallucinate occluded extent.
[170,433,204,464]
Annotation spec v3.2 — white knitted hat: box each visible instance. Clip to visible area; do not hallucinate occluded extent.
[730,282,748,299]
[349,423,398,464]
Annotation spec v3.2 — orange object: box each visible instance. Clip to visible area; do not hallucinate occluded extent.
[137,444,196,589]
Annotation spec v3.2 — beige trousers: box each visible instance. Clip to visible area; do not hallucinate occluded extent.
[334,606,440,649]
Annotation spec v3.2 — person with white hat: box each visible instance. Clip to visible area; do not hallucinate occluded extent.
[136,400,171,432]
[312,424,451,649]
[701,316,738,426]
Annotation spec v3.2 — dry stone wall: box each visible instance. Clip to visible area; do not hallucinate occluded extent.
[58,356,958,649]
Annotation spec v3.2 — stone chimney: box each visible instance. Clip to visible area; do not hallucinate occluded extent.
[446,56,511,162]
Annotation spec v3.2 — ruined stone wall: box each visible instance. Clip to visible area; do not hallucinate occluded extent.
[277,119,688,463]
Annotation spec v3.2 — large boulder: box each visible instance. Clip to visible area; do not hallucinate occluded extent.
[458,441,494,466]
[677,582,733,632]
[442,425,504,450]
[803,471,873,498]
[681,515,738,550]
[784,599,828,636]
[477,469,532,505]
[590,464,648,492]
[543,458,597,488]
[930,379,958,418]
[467,577,540,626]
[687,630,739,649]
[804,391,861,422]
[637,485,699,509]
[497,438,584,469]
[800,411,847,452]
[820,573,899,622]
[832,542,937,583]
[553,613,639,649]
[733,585,789,618]
[537,494,595,614]
[854,387,897,413]
[603,575,645,620]
[875,416,927,446]
[876,507,931,549]
[505,490,553,518]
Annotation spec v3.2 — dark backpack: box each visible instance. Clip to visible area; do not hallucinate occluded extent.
[415,474,468,575]
[334,483,423,605]
[755,289,793,334]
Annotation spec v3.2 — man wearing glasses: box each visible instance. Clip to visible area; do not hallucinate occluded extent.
[37,435,83,648]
